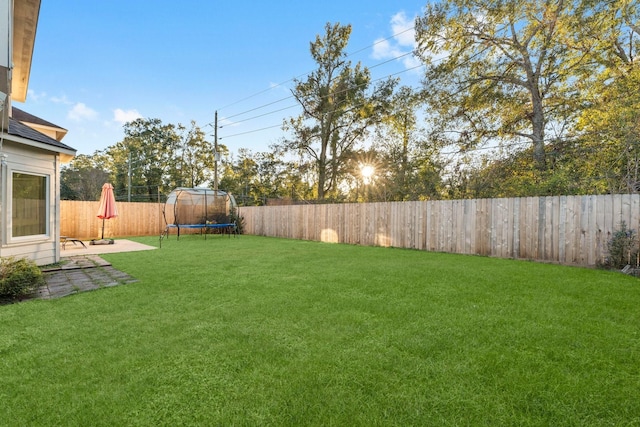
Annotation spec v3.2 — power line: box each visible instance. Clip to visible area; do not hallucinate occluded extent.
[367,51,415,70]
[212,26,418,118]
[217,49,420,127]
[220,124,283,140]
[218,17,616,147]
[218,62,426,141]
[221,104,299,127]
[347,26,415,57]
[219,61,425,133]
[217,25,416,114]
[222,97,295,121]
[216,76,305,112]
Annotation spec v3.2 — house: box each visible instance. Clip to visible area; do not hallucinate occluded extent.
[0,0,76,265]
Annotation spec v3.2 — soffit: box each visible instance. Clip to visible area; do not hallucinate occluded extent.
[12,0,41,103]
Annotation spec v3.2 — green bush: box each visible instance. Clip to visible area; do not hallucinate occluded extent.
[605,221,639,270]
[0,257,45,300]
[230,211,245,235]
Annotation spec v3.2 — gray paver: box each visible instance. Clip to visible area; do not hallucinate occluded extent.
[37,255,138,300]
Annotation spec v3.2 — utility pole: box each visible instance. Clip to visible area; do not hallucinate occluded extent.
[214,111,219,201]
[128,151,132,202]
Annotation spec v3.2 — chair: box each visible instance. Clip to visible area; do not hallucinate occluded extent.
[60,236,87,250]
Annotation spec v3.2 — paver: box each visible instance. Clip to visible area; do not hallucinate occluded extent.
[38,255,138,300]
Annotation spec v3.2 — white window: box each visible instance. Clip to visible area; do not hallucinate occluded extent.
[12,172,48,237]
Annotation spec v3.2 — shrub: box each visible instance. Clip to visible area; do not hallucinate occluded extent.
[604,221,639,270]
[0,257,46,300]
[230,212,245,235]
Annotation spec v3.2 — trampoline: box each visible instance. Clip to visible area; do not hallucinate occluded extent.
[162,187,238,240]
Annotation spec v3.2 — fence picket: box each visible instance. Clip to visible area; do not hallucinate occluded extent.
[61,195,639,267]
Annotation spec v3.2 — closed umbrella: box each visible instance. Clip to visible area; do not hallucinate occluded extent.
[97,183,118,239]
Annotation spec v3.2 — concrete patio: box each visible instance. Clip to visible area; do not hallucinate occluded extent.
[60,238,158,255]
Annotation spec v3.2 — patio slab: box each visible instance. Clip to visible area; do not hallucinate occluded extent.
[36,254,140,300]
[60,238,158,255]
[0,240,156,303]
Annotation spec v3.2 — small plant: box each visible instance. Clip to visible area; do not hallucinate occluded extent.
[0,256,46,300]
[229,210,245,234]
[604,221,639,270]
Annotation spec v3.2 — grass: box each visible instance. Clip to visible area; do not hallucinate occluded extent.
[1,235,639,426]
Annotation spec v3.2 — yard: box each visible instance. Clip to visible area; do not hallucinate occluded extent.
[1,235,638,426]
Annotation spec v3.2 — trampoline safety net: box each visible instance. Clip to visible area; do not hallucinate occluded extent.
[163,187,237,227]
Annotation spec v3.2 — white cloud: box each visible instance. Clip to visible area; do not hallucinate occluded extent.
[68,102,98,121]
[113,108,142,125]
[390,11,416,48]
[371,10,419,72]
[403,55,422,70]
[372,38,397,60]
[26,89,47,102]
[51,94,72,105]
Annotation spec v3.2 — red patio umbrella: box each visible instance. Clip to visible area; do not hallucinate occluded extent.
[97,183,118,239]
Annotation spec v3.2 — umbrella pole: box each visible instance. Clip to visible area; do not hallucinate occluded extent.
[102,218,105,239]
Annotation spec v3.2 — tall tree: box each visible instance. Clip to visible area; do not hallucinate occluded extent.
[281,22,396,200]
[252,151,288,201]
[373,86,444,201]
[106,118,181,201]
[572,0,640,193]
[173,121,216,188]
[221,149,310,205]
[60,154,110,200]
[220,149,260,205]
[415,0,592,172]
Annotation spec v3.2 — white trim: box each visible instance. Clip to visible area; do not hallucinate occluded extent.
[0,131,75,158]
[0,150,4,249]
[54,153,60,260]
[8,169,50,243]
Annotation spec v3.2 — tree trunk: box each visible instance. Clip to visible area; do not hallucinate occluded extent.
[317,159,326,199]
[400,112,409,199]
[531,89,547,171]
[317,126,328,200]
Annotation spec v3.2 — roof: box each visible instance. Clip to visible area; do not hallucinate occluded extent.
[11,106,68,141]
[8,117,75,153]
[12,107,65,130]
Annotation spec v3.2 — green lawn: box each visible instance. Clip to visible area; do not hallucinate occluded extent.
[1,235,639,426]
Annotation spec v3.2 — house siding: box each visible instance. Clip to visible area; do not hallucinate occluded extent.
[0,1,73,267]
[0,140,60,265]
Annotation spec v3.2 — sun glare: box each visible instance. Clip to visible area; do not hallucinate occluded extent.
[360,164,375,181]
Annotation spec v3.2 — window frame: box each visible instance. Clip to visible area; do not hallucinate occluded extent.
[9,169,51,242]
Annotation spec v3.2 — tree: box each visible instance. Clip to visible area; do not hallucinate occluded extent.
[448,140,592,199]
[220,149,260,205]
[174,121,216,188]
[281,22,396,200]
[60,154,110,200]
[372,86,444,201]
[221,149,312,205]
[572,0,640,193]
[107,118,181,201]
[252,151,290,201]
[415,0,592,172]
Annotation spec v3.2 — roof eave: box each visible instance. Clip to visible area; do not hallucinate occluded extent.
[11,0,41,103]
[4,133,76,162]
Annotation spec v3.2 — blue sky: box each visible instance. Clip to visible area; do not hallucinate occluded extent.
[19,1,426,156]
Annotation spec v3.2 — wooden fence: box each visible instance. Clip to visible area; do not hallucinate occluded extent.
[61,194,639,267]
[60,201,165,240]
[239,194,640,267]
